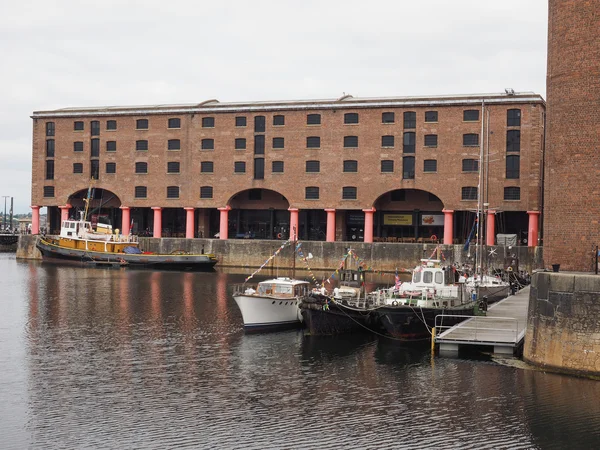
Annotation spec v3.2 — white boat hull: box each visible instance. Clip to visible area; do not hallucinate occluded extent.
[233,294,303,330]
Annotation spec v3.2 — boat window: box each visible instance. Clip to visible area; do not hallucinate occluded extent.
[412,271,422,283]
[274,285,292,295]
[70,223,76,229]
[423,271,433,283]
[435,271,444,284]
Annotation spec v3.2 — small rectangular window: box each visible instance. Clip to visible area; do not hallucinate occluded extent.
[90,159,100,180]
[135,162,148,174]
[168,139,180,150]
[424,159,437,172]
[137,119,150,130]
[234,161,246,173]
[344,113,359,124]
[168,118,181,129]
[73,163,83,174]
[403,156,415,179]
[46,122,55,136]
[462,159,479,172]
[135,186,147,198]
[272,161,284,173]
[403,112,416,129]
[254,116,265,132]
[382,112,395,123]
[46,139,55,157]
[167,186,179,199]
[424,134,438,147]
[306,160,320,173]
[91,139,100,157]
[235,116,247,127]
[307,114,321,125]
[91,121,100,136]
[202,117,215,128]
[507,109,521,127]
[463,134,479,147]
[506,130,521,152]
[307,136,321,148]
[200,186,213,199]
[425,111,438,122]
[462,186,478,200]
[106,120,117,130]
[167,162,180,173]
[403,132,416,153]
[201,139,214,150]
[106,162,116,174]
[344,160,358,173]
[254,158,264,180]
[342,186,357,200]
[106,141,116,152]
[381,135,395,147]
[74,121,84,131]
[305,186,319,200]
[463,110,479,121]
[43,186,55,197]
[74,141,84,152]
[45,160,55,180]
[504,187,520,200]
[273,115,285,126]
[254,135,265,154]
[235,138,246,150]
[201,161,214,173]
[344,136,358,148]
[381,160,394,173]
[136,140,148,151]
[273,137,285,149]
[506,155,520,179]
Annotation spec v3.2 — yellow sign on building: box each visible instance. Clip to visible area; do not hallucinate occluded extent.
[384,214,413,225]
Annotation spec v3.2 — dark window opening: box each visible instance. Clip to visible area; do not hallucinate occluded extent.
[272,161,284,173]
[168,139,180,150]
[504,187,520,200]
[506,155,520,179]
[136,140,148,151]
[424,134,438,147]
[106,141,116,152]
[106,120,117,130]
[168,118,181,128]
[344,160,358,172]
[136,119,149,130]
[167,162,180,173]
[425,111,438,122]
[135,186,147,198]
[45,160,54,180]
[507,130,521,152]
[344,113,359,124]
[381,135,394,147]
[167,186,179,199]
[201,161,214,173]
[382,112,395,123]
[381,160,394,173]
[235,116,247,127]
[344,136,358,148]
[74,121,84,131]
[202,117,215,128]
[342,186,357,200]
[234,161,246,173]
[235,138,246,150]
[273,137,284,149]
[200,186,213,199]
[403,156,415,179]
[46,139,55,157]
[91,139,100,157]
[462,186,478,200]
[307,136,321,148]
[73,163,83,174]
[307,114,321,125]
[90,159,100,180]
[403,111,416,129]
[46,122,55,136]
[43,186,55,197]
[254,158,264,179]
[306,160,320,173]
[424,159,437,172]
[507,109,521,127]
[74,141,84,152]
[201,139,214,150]
[462,159,479,172]
[106,162,116,174]
[463,110,479,121]
[254,135,265,154]
[273,115,285,126]
[135,162,148,174]
[403,132,416,153]
[305,187,319,200]
[254,116,265,132]
[463,133,479,147]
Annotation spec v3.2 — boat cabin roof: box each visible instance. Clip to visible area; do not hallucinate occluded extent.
[258,277,309,286]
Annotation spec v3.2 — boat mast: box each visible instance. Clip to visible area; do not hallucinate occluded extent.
[292,225,296,279]
[83,181,94,222]
[476,100,486,280]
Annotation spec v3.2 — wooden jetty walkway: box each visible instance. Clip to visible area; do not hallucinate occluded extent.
[434,286,530,355]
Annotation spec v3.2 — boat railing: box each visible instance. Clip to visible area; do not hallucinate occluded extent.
[434,315,519,343]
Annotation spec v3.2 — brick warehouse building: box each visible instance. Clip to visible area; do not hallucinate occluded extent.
[544,1,600,271]
[30,92,545,245]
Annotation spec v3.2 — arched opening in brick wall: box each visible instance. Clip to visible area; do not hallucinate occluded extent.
[372,189,444,242]
[226,188,299,240]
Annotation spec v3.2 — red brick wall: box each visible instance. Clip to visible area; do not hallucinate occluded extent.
[31,98,545,218]
[545,1,600,270]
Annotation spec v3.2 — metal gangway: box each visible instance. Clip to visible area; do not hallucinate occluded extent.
[434,286,530,355]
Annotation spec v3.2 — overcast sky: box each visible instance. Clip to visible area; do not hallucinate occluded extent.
[0,0,548,215]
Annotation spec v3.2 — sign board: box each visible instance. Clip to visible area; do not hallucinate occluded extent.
[384,214,413,226]
[497,234,518,246]
[420,214,444,226]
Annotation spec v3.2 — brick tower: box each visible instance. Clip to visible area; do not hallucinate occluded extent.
[544,1,600,271]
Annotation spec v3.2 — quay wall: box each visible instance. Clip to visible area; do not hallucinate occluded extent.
[17,235,543,272]
[524,273,600,377]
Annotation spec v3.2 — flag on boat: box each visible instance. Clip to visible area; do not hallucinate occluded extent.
[395,269,401,290]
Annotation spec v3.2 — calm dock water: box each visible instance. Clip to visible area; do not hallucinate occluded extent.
[1,253,599,449]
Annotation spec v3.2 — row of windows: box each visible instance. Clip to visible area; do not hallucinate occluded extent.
[45,109,523,137]
[57,156,519,180]
[42,184,521,202]
[53,130,521,155]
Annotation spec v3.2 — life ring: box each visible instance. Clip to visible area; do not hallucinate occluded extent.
[430,235,438,241]
[277,233,282,239]
[391,300,398,306]
[507,266,513,272]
